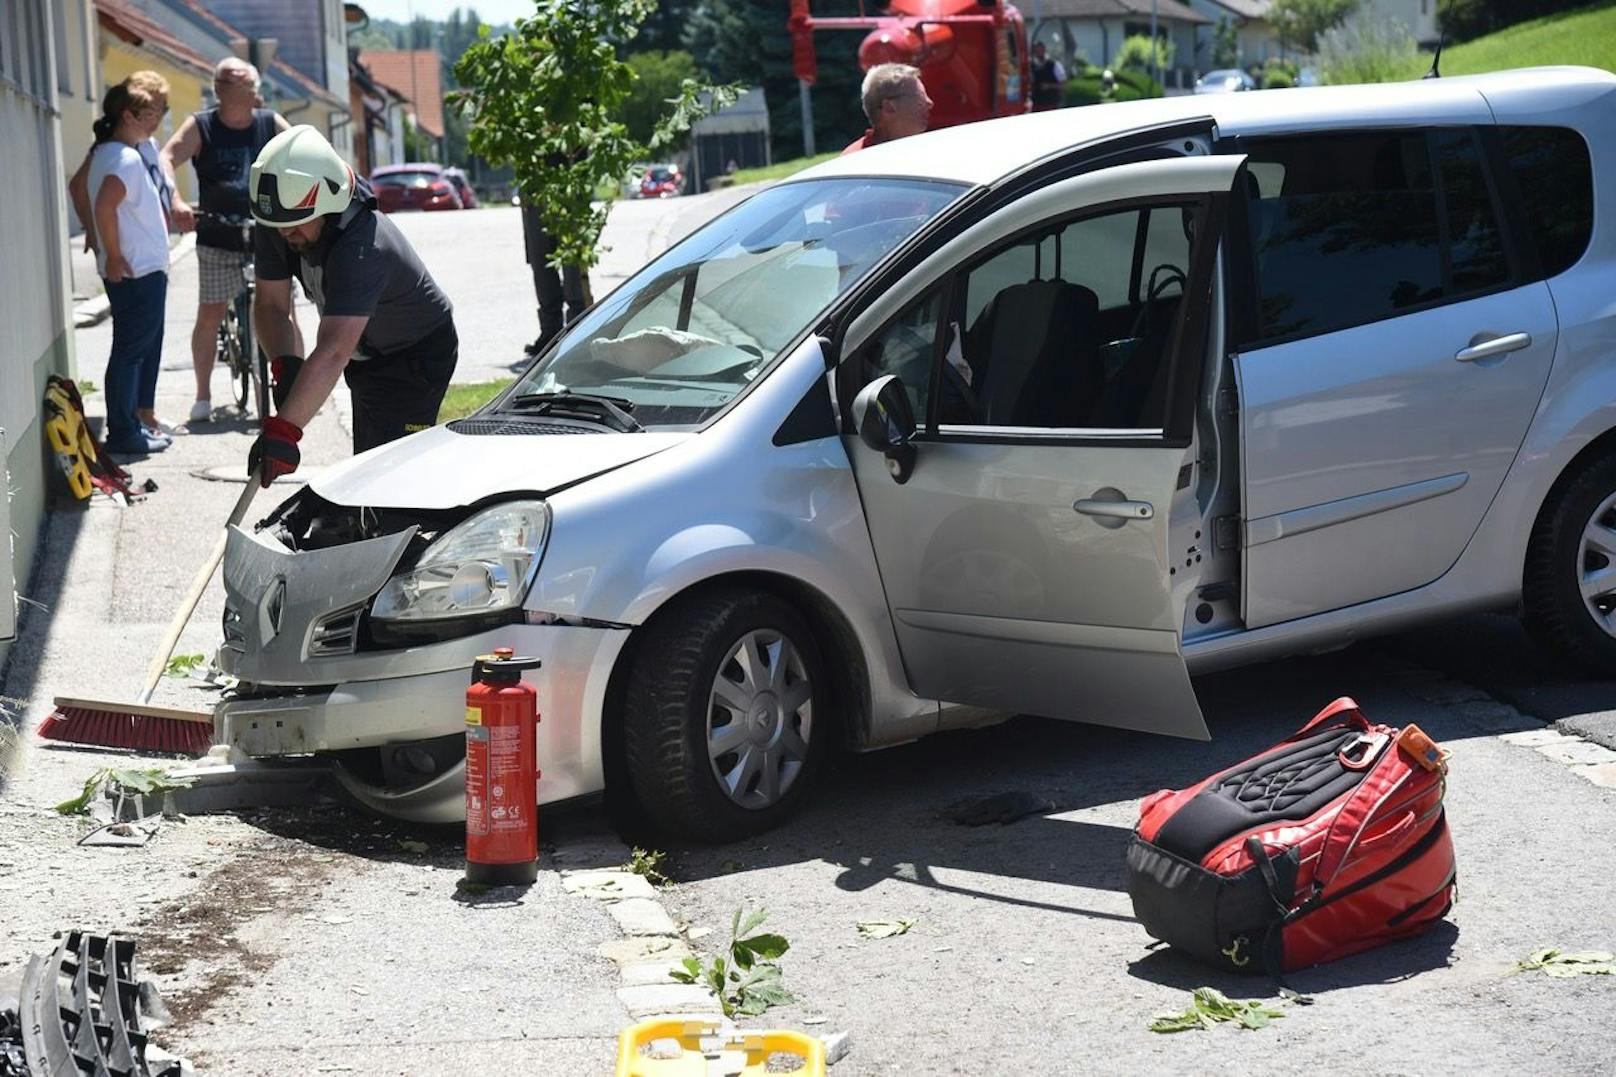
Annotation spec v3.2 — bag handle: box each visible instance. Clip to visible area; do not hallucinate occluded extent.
[1293,696,1368,739]
[1310,750,1415,891]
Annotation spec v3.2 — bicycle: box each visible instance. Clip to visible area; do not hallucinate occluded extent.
[197,212,269,423]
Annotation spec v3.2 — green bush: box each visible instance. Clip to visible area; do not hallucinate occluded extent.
[1062,63,1163,107]
[1318,15,1426,84]
[1113,33,1176,74]
[1263,69,1295,89]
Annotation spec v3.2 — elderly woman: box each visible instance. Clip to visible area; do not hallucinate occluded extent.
[68,71,175,457]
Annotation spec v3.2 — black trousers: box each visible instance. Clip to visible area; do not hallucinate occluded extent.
[522,205,589,345]
[344,319,459,453]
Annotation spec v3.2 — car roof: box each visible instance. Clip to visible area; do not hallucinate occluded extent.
[373,163,442,175]
[795,67,1616,189]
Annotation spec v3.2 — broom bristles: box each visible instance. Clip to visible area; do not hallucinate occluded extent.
[38,701,215,757]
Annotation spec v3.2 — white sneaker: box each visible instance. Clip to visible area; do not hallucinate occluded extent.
[189,399,213,423]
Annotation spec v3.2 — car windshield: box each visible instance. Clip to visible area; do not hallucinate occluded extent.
[505,177,964,428]
[647,167,675,182]
[375,170,439,188]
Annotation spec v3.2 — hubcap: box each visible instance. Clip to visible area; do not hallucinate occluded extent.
[1578,491,1616,638]
[705,629,812,810]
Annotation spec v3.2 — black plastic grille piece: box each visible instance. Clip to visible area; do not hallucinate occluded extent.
[447,417,594,436]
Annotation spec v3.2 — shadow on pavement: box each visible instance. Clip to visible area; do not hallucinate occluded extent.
[0,499,89,731]
[655,643,1538,924]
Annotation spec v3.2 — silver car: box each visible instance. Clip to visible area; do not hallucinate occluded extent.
[218,67,1616,841]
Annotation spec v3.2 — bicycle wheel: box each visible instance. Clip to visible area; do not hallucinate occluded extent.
[222,313,250,411]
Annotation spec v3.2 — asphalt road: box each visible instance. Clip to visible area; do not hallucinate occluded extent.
[7,190,1616,1073]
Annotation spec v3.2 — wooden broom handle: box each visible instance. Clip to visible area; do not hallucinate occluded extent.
[135,476,262,705]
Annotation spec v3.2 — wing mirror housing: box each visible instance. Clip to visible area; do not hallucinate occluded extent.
[851,374,917,484]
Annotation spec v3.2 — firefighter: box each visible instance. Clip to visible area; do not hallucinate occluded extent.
[245,125,458,486]
[1030,42,1067,112]
[842,63,933,154]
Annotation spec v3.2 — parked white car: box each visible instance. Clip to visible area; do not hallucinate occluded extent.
[218,68,1615,841]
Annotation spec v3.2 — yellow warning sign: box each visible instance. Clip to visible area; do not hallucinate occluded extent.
[465,706,482,726]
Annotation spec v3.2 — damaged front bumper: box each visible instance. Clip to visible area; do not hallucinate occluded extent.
[217,523,630,823]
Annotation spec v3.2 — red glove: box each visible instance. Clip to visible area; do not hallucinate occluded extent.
[248,416,303,488]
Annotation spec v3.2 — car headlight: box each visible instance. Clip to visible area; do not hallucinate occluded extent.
[371,501,549,623]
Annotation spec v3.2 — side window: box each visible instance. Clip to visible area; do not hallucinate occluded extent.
[1240,128,1511,347]
[948,202,1196,430]
[851,290,942,422]
[1500,125,1594,278]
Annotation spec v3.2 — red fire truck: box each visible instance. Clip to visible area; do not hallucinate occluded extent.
[788,0,1032,131]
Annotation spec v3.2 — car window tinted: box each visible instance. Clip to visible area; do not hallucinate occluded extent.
[1501,125,1593,278]
[854,290,941,423]
[920,202,1196,430]
[510,177,962,428]
[1434,129,1508,292]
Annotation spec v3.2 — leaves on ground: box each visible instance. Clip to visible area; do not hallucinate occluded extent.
[1512,948,1616,977]
[856,919,917,940]
[624,846,671,886]
[1150,987,1287,1033]
[395,839,430,855]
[55,767,197,815]
[670,905,794,1018]
[163,653,206,678]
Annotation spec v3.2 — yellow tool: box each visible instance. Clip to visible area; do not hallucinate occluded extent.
[43,381,95,500]
[615,1019,826,1077]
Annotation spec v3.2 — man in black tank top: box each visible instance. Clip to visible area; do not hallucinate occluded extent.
[160,58,290,425]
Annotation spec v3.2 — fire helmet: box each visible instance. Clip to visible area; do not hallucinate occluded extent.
[250,125,354,227]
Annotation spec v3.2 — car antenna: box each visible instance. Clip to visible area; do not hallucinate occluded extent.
[1423,34,1444,79]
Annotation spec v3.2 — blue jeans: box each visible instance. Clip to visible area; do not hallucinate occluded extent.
[103,271,167,450]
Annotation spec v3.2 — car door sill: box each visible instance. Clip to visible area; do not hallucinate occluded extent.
[1245,472,1469,548]
[895,609,1179,654]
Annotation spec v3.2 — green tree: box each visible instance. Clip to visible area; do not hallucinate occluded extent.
[1114,33,1175,72]
[623,50,701,145]
[1211,16,1240,68]
[452,0,733,269]
[1268,0,1359,54]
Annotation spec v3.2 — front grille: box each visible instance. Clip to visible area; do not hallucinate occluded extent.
[447,417,594,436]
[309,605,364,657]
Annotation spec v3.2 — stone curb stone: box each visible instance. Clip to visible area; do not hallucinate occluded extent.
[1573,762,1616,789]
[610,897,680,936]
[1537,738,1616,766]
[563,870,658,901]
[617,983,722,1019]
[1499,729,1565,747]
[620,960,689,987]
[823,1030,853,1067]
[599,936,691,965]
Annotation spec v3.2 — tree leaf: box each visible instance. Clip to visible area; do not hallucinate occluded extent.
[736,907,770,939]
[738,933,791,960]
[856,919,916,940]
[55,769,109,815]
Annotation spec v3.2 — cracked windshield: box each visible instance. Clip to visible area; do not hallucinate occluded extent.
[509,178,963,427]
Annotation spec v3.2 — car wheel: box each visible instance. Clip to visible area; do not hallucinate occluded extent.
[1524,453,1616,673]
[621,588,828,842]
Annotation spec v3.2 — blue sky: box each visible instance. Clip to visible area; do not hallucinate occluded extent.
[360,0,528,25]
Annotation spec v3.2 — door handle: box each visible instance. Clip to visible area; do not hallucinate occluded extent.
[1074,498,1154,521]
[1455,332,1531,363]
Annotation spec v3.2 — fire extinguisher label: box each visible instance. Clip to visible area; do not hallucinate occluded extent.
[465,705,482,726]
[466,724,490,836]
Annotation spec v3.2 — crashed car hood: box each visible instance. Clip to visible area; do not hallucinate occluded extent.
[310,424,691,509]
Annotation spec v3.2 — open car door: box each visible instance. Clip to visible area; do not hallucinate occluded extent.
[841,153,1248,740]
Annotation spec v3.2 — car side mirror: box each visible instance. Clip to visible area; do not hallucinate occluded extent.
[851,375,917,484]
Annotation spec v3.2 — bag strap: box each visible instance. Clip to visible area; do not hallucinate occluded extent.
[1310,746,1418,892]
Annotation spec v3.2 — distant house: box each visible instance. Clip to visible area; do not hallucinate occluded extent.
[1187,1,1282,67]
[356,50,445,161]
[200,0,355,161]
[349,55,410,176]
[1030,0,1211,92]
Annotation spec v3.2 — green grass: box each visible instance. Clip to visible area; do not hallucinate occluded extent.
[1436,1,1616,75]
[437,378,513,424]
[727,152,840,187]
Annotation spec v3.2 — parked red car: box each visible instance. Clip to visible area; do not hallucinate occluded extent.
[637,163,684,199]
[441,167,479,209]
[371,164,463,212]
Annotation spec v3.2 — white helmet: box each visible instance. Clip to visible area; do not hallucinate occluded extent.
[250,125,354,227]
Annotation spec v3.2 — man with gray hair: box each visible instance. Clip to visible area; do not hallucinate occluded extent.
[843,62,933,154]
[161,58,291,425]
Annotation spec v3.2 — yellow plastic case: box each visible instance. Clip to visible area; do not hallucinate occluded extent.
[615,1019,826,1077]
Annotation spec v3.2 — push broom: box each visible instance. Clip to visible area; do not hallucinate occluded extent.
[39,474,261,756]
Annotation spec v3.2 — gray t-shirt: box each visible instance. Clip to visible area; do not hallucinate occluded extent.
[255,187,452,357]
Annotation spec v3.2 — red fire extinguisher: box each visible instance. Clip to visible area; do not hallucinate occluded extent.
[464,647,543,885]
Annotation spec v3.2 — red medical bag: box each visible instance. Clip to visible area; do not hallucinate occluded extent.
[1126,697,1456,973]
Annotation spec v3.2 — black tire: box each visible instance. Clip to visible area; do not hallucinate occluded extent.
[1523,453,1616,674]
[224,315,250,411]
[621,588,829,843]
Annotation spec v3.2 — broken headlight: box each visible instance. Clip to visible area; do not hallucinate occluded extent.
[370,501,549,624]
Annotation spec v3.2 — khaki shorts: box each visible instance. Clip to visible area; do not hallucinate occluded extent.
[196,243,250,305]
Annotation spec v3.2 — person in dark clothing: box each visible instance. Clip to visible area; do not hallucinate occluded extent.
[161,58,291,424]
[246,125,457,485]
[1030,43,1068,112]
[520,198,591,357]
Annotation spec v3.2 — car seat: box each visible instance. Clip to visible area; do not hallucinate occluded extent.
[965,280,1100,427]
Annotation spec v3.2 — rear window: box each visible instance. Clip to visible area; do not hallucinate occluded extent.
[374,170,440,188]
[1240,129,1510,346]
[1500,125,1594,278]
